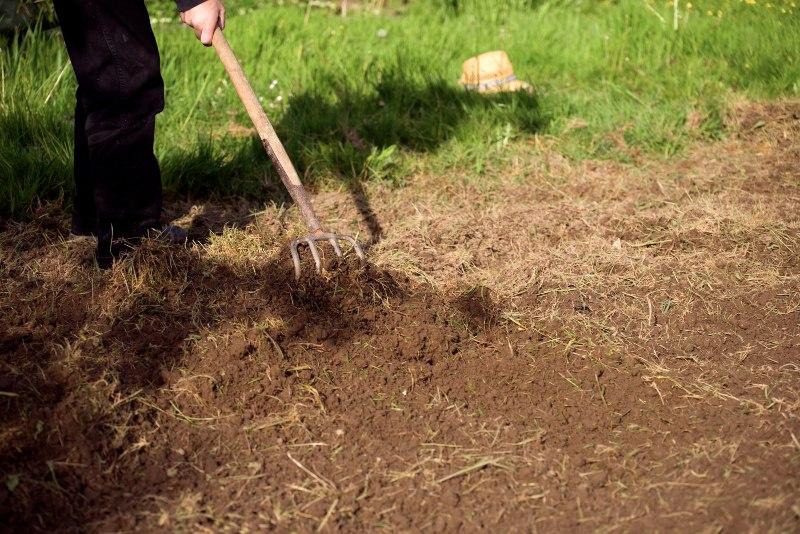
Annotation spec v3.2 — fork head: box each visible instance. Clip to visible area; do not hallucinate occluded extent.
[289,232,365,280]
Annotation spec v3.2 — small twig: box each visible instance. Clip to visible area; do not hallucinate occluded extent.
[181,72,213,128]
[264,332,285,360]
[645,379,666,405]
[673,0,679,31]
[644,1,666,24]
[594,373,608,406]
[317,498,339,532]
[287,452,335,489]
[44,61,70,105]
[559,372,583,392]
[169,401,223,422]
[631,239,672,248]
[111,388,143,408]
[437,458,504,484]
[789,431,800,451]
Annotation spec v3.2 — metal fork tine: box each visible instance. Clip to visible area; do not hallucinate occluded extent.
[352,240,366,260]
[290,240,302,280]
[329,237,343,257]
[340,235,366,260]
[289,233,364,280]
[306,238,322,273]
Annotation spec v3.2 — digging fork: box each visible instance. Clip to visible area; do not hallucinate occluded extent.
[211,29,365,279]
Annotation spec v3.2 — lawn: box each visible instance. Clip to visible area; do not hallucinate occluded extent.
[1,0,798,218]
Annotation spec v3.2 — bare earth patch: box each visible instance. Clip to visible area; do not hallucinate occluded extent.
[1,101,798,531]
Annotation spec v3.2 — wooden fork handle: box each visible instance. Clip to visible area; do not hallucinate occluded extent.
[211,29,323,233]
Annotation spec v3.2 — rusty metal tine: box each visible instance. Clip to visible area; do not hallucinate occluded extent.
[353,242,366,260]
[306,238,322,273]
[329,237,343,257]
[340,235,366,260]
[290,240,302,280]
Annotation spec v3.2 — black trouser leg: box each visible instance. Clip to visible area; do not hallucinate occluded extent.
[71,87,96,236]
[53,0,165,244]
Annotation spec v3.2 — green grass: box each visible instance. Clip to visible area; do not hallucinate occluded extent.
[1,0,798,218]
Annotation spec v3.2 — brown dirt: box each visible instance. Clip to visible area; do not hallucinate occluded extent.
[1,101,799,532]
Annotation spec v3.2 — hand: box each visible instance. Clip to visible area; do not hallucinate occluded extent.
[180,0,225,46]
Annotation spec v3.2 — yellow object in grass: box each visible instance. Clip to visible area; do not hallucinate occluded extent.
[459,51,533,94]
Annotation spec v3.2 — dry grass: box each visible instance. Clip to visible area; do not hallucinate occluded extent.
[1,101,799,531]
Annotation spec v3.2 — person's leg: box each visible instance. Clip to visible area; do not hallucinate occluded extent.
[53,0,164,257]
[70,87,96,236]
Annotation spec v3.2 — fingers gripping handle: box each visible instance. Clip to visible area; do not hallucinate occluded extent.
[211,29,323,233]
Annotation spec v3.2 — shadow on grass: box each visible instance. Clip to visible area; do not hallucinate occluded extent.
[278,73,544,162]
[161,72,544,245]
[278,73,544,245]
[4,71,543,247]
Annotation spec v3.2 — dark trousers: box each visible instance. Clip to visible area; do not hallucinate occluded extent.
[53,0,164,242]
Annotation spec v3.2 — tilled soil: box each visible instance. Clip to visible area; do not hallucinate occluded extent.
[1,101,799,532]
